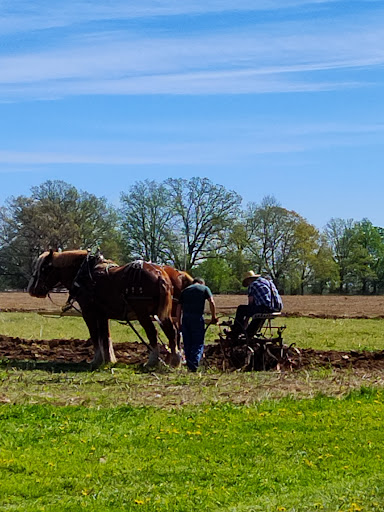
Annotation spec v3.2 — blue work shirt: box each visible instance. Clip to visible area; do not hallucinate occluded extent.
[248,277,283,311]
[179,283,213,316]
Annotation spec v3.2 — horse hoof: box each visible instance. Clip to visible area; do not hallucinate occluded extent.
[108,353,117,364]
[146,348,160,368]
[167,352,182,368]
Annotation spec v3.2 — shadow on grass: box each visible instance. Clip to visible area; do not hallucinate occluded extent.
[0,358,93,373]
[0,358,149,373]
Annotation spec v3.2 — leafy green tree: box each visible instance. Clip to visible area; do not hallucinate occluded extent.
[224,222,252,292]
[374,227,384,293]
[345,243,375,293]
[0,206,33,288]
[305,238,339,294]
[348,219,384,294]
[324,217,384,294]
[289,220,321,294]
[194,256,237,294]
[0,180,120,289]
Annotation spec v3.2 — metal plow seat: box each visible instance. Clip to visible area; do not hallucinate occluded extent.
[247,312,285,342]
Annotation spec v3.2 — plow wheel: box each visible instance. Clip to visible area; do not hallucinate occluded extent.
[217,331,300,372]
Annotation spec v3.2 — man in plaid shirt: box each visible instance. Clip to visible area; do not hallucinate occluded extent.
[229,271,283,337]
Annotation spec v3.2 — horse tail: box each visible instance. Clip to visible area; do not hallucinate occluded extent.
[157,275,173,322]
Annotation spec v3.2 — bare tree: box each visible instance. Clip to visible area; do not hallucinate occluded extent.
[120,180,176,263]
[165,177,242,270]
[325,218,356,293]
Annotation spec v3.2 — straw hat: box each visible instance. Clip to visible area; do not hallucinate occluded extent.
[242,270,261,287]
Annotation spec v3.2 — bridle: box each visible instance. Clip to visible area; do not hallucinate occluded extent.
[30,257,56,294]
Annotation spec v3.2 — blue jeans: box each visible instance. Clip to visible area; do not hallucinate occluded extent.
[233,304,271,335]
[181,313,205,372]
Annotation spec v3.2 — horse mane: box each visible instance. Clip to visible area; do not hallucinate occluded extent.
[172,268,193,289]
[52,250,88,268]
[180,270,193,286]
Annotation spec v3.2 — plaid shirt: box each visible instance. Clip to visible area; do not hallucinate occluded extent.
[248,277,282,310]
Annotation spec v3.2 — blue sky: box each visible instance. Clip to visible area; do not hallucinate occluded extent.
[0,0,383,230]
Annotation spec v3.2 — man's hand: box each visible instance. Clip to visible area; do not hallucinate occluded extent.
[210,316,219,325]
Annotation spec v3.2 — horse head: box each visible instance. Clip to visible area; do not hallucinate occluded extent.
[27,249,58,298]
[28,249,89,298]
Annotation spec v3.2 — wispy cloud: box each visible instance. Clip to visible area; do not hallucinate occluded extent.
[0,118,382,168]
[0,19,383,99]
[0,1,343,34]
[0,141,304,167]
[0,2,383,99]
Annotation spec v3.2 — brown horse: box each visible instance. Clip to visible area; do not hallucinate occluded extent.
[154,265,193,315]
[154,265,193,349]
[27,250,180,367]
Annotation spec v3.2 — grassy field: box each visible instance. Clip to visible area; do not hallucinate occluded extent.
[2,313,384,511]
[2,312,384,352]
[2,393,384,512]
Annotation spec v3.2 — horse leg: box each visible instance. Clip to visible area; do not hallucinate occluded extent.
[136,313,160,367]
[81,306,116,366]
[81,309,102,366]
[98,317,117,365]
[176,329,181,351]
[160,317,181,367]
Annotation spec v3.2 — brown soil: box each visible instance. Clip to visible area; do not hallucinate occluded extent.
[1,334,384,373]
[1,292,384,372]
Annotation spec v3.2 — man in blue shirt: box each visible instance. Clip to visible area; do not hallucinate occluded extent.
[176,277,218,372]
[229,271,283,338]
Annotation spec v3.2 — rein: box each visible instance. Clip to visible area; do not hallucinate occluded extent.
[44,290,83,316]
[59,252,102,316]
[71,251,95,293]
[61,295,83,315]
[47,291,65,308]
[117,318,170,368]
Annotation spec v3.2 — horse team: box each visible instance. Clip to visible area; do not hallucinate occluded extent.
[27,249,193,367]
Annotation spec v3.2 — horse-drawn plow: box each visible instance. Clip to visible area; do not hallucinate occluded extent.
[3,291,384,373]
[202,313,301,372]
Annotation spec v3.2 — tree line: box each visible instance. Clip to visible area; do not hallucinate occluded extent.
[0,178,382,295]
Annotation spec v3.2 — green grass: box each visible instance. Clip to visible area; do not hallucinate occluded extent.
[282,317,384,352]
[0,312,128,342]
[1,393,384,511]
[2,312,384,352]
[2,313,384,510]
[1,312,384,407]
